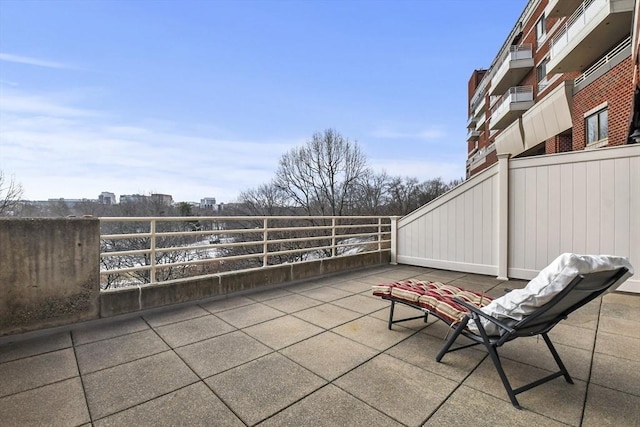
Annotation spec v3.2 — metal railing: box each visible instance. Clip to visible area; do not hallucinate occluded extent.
[551,0,600,55]
[99,215,394,289]
[574,36,631,85]
[490,86,534,117]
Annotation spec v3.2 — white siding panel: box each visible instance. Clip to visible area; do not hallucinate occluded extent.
[559,163,574,253]
[547,164,561,258]
[511,168,526,269]
[572,162,587,254]
[585,160,601,254]
[599,159,615,255]
[614,158,630,256]
[483,177,494,265]
[536,166,549,268]
[524,167,538,270]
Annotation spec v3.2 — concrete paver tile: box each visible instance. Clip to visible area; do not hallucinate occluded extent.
[72,317,149,345]
[582,383,640,427]
[247,287,294,302]
[548,322,596,350]
[332,279,378,293]
[200,296,255,313]
[334,354,457,426]
[154,314,236,348]
[75,329,169,374]
[598,315,640,339]
[243,316,324,350]
[261,293,323,313]
[94,382,244,427]
[330,294,389,314]
[215,303,285,329]
[206,353,326,426]
[0,377,89,427]
[257,384,402,427]
[143,304,210,327]
[300,286,353,302]
[590,352,640,396]
[83,350,199,420]
[595,330,640,361]
[176,330,272,378]
[332,315,414,351]
[386,331,486,382]
[292,303,362,329]
[0,332,72,363]
[425,384,566,427]
[464,357,586,425]
[498,337,592,381]
[280,331,377,380]
[0,348,78,397]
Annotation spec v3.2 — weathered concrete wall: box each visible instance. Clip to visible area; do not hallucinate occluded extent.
[100,251,390,317]
[0,218,100,335]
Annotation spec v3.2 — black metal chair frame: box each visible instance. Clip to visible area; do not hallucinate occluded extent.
[434,267,629,409]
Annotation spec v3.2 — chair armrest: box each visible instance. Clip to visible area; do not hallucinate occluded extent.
[453,297,516,334]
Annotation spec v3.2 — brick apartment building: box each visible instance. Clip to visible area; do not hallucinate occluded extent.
[466,0,637,177]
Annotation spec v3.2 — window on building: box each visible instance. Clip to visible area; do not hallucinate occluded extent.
[536,14,546,43]
[586,108,608,145]
[536,58,548,91]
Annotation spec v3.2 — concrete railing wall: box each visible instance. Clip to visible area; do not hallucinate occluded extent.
[0,218,389,336]
[0,218,101,336]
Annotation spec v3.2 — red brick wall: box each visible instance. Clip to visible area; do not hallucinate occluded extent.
[572,56,633,150]
[544,134,573,154]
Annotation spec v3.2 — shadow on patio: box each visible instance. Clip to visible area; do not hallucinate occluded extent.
[0,265,638,426]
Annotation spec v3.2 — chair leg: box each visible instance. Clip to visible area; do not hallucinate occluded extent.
[388,300,395,330]
[543,333,573,384]
[485,344,521,409]
[435,316,469,362]
[472,316,522,409]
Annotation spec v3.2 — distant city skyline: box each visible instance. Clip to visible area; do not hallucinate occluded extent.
[0,0,527,202]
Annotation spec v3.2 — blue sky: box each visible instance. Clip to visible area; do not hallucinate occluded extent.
[0,0,526,203]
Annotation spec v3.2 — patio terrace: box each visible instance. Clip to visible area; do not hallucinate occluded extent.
[1,264,638,426]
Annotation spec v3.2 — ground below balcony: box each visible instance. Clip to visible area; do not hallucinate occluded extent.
[0,265,638,426]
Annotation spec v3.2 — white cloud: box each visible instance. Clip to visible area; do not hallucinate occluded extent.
[370,127,446,140]
[0,90,298,203]
[0,52,74,69]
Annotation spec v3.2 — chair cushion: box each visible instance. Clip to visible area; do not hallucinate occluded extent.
[372,280,492,324]
[472,253,634,335]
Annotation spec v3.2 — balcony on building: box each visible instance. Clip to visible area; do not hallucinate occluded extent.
[545,0,583,18]
[548,0,634,74]
[489,86,534,130]
[467,114,478,128]
[467,129,481,141]
[489,44,534,96]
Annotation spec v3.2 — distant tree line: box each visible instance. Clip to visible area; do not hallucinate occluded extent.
[237,128,462,217]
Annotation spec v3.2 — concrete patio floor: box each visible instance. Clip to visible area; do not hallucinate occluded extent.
[0,265,638,426]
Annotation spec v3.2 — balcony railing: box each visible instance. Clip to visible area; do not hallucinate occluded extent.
[491,86,533,116]
[99,215,393,289]
[467,129,481,141]
[574,36,631,85]
[549,0,633,73]
[490,44,534,96]
[551,0,599,54]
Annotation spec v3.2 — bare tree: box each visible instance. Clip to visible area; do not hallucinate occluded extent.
[0,171,24,216]
[275,129,369,216]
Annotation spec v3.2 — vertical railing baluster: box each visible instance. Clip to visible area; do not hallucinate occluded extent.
[332,217,336,257]
[150,219,156,284]
[263,218,269,267]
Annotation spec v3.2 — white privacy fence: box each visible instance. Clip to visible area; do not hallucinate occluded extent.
[396,144,640,293]
[100,215,393,289]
